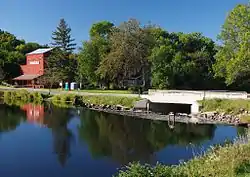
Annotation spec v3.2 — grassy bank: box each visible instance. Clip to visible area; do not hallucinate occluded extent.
[115,137,250,177]
[199,99,250,123]
[199,99,250,114]
[51,94,141,108]
[2,90,44,103]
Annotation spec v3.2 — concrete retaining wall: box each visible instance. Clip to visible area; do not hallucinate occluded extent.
[148,89,247,100]
[141,90,248,114]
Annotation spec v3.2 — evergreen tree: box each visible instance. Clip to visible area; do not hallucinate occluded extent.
[51,19,76,53]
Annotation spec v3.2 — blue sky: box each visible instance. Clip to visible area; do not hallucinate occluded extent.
[0,0,247,48]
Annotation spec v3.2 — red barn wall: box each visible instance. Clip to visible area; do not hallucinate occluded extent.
[21,53,45,75]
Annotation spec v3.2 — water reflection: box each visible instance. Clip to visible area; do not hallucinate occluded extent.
[0,103,248,171]
[0,104,25,132]
[0,103,73,166]
[78,109,216,165]
[21,104,45,124]
[43,104,74,166]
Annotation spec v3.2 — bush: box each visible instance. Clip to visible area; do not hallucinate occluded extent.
[51,94,77,106]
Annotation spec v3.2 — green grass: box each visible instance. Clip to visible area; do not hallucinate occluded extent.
[81,95,140,108]
[79,89,132,94]
[115,138,250,177]
[51,94,141,108]
[199,99,250,115]
[39,88,133,94]
[239,115,250,123]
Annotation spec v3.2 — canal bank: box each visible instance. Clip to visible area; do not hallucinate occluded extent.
[1,89,250,127]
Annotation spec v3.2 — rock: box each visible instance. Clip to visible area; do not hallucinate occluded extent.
[178,113,188,117]
[116,104,123,111]
[202,111,217,117]
[240,108,245,113]
[189,116,199,124]
[221,112,226,116]
[122,107,130,111]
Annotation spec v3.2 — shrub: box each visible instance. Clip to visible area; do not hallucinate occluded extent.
[51,94,77,106]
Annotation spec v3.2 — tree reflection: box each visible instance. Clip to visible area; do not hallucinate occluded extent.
[43,104,74,167]
[78,110,216,165]
[0,104,25,132]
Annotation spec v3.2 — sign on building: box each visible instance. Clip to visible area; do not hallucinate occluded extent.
[29,61,40,65]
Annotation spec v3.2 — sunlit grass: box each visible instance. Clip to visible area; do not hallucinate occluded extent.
[51,94,141,108]
[115,136,250,177]
[199,99,250,114]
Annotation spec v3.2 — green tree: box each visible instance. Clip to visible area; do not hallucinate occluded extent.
[90,21,114,39]
[40,49,68,92]
[213,3,250,89]
[150,32,218,89]
[77,21,114,87]
[97,19,152,89]
[0,30,26,80]
[16,42,41,56]
[77,41,100,86]
[52,18,76,53]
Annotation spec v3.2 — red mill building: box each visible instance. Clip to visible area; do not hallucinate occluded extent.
[13,48,53,88]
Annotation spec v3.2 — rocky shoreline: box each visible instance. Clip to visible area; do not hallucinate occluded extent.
[78,102,250,127]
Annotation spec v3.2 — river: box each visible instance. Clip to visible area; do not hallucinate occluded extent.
[0,103,247,177]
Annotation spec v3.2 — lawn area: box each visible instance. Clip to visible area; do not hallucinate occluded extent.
[42,88,133,94]
[78,89,133,94]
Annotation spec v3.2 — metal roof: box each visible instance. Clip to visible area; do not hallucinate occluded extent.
[13,74,41,80]
[26,48,53,55]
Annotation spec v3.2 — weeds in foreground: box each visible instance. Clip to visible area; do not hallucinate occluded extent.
[115,135,250,177]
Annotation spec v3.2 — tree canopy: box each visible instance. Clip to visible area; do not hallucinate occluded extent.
[213,3,250,89]
[0,29,41,80]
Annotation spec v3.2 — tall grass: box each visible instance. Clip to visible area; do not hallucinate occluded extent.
[3,90,44,103]
[199,99,250,114]
[115,136,250,177]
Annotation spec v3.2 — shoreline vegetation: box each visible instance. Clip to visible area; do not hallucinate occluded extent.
[1,90,140,108]
[115,134,250,177]
[2,90,250,125]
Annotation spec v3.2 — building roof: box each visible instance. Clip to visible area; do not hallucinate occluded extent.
[13,74,41,81]
[26,48,53,55]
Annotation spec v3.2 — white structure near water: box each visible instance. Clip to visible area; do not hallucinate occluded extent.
[141,90,248,113]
